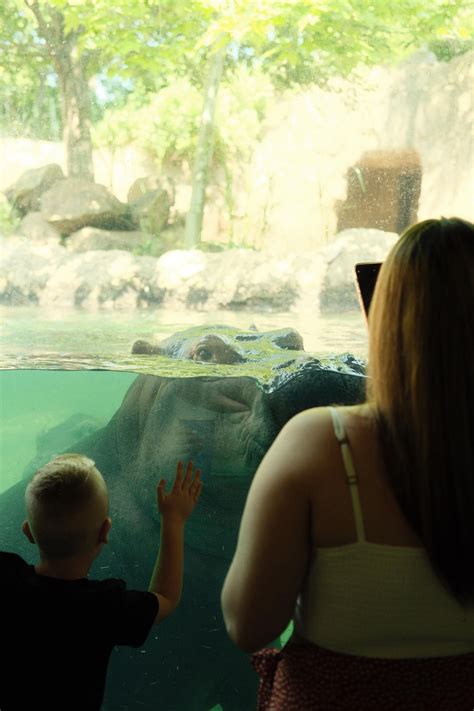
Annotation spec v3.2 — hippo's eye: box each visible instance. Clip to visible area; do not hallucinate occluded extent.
[195,348,212,361]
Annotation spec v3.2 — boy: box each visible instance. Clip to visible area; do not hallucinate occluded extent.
[0,453,202,710]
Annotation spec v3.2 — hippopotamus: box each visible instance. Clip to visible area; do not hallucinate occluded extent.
[132,324,305,364]
[0,327,366,711]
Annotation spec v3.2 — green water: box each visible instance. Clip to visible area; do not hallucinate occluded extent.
[0,305,367,495]
[0,370,136,493]
[0,305,368,363]
[0,305,367,493]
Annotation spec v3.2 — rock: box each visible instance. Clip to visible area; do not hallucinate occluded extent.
[154,249,299,310]
[319,228,398,312]
[66,227,151,253]
[39,178,133,236]
[3,163,65,215]
[18,212,62,244]
[129,187,171,234]
[0,236,67,306]
[159,222,186,252]
[127,175,175,205]
[38,250,165,310]
[0,240,305,311]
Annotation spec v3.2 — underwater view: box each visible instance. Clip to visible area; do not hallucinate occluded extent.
[0,306,368,494]
[0,311,367,711]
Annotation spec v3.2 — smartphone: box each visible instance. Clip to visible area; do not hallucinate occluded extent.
[354,262,382,319]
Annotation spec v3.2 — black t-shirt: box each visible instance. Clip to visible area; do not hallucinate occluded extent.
[0,551,159,710]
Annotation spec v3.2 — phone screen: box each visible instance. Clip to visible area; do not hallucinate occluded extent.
[354,262,382,318]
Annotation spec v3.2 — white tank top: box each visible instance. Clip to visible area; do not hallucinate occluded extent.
[292,407,474,658]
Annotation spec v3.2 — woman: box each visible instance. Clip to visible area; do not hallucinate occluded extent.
[221,217,474,709]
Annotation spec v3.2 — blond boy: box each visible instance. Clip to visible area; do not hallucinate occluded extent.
[1,454,201,710]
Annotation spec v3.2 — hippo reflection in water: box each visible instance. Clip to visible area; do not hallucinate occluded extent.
[0,325,366,711]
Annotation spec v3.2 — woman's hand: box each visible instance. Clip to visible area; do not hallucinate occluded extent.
[157,460,202,523]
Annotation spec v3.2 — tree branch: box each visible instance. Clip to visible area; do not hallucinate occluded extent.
[24,0,52,42]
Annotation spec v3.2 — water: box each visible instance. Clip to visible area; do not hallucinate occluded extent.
[0,370,136,493]
[0,305,367,710]
[0,305,368,367]
[0,304,367,494]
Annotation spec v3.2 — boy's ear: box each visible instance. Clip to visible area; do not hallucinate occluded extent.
[22,520,36,544]
[99,517,112,545]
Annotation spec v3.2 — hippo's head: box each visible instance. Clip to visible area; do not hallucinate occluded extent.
[131,324,304,364]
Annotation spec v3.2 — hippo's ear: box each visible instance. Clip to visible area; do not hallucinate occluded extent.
[132,340,152,354]
[22,520,36,544]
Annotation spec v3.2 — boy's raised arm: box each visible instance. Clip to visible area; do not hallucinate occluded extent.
[148,461,202,623]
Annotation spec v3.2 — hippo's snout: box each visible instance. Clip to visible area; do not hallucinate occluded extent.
[132,340,161,355]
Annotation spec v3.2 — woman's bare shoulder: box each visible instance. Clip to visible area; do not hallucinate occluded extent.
[272,404,375,481]
[286,403,373,434]
[273,406,341,467]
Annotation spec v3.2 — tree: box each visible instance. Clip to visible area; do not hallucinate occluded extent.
[1,0,471,235]
[0,0,213,179]
[185,44,227,249]
[183,0,473,247]
[25,1,95,180]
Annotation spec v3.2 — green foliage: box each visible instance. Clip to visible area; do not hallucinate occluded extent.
[0,1,61,139]
[93,78,202,162]
[1,0,472,140]
[429,36,474,61]
[1,0,473,243]
[200,0,474,87]
[216,66,274,162]
[93,67,275,169]
[0,196,21,236]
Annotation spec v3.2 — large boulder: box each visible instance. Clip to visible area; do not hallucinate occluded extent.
[67,227,151,253]
[18,212,62,245]
[319,228,398,312]
[0,240,308,311]
[37,250,165,310]
[39,178,133,236]
[0,236,67,306]
[127,175,175,205]
[4,163,65,215]
[129,187,171,234]
[155,248,300,310]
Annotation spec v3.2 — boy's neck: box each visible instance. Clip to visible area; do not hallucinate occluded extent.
[35,555,94,581]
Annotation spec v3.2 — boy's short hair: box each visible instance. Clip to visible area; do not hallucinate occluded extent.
[25,453,108,559]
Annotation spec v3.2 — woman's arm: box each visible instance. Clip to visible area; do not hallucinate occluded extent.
[221,409,327,653]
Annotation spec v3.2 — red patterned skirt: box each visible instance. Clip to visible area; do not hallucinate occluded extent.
[251,642,474,710]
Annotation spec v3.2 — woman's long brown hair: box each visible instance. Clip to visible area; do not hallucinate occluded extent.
[366,217,474,605]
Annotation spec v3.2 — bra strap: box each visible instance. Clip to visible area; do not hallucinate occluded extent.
[329,407,366,542]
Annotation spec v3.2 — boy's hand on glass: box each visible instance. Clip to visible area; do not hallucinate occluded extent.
[157,461,202,523]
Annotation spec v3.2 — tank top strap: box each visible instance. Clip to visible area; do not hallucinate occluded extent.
[329,407,366,542]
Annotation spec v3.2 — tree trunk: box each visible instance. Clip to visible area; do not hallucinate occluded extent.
[55,50,95,181]
[185,46,226,249]
[26,1,94,181]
